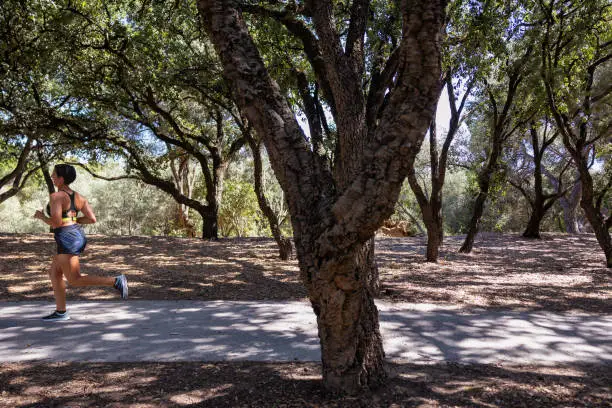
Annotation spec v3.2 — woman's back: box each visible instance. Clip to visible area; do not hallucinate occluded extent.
[53,189,95,227]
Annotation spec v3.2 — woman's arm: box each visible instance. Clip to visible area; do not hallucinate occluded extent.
[33,194,63,228]
[34,210,54,227]
[77,199,97,224]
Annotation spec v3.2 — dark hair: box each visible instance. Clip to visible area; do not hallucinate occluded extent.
[54,164,77,185]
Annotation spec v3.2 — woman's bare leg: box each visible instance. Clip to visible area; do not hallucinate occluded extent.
[56,254,115,287]
[48,256,67,311]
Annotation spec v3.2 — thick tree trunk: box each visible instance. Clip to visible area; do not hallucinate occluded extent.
[198,0,444,393]
[576,163,612,268]
[581,202,612,267]
[425,220,441,261]
[307,238,385,393]
[363,238,380,297]
[201,206,218,239]
[523,207,544,238]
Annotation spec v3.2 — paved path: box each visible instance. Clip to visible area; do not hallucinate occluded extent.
[1,301,610,364]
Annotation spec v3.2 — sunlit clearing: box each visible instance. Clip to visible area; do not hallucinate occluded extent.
[169,384,233,405]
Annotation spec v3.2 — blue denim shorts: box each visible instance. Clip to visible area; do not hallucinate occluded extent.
[54,224,87,255]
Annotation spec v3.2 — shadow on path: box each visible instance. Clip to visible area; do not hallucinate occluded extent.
[1,301,610,365]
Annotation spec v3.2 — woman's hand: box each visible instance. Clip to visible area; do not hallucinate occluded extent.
[34,210,45,220]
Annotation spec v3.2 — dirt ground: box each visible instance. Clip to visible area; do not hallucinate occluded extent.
[1,362,609,407]
[1,232,611,407]
[1,232,610,312]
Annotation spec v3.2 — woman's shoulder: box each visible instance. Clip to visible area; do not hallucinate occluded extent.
[73,191,88,203]
[50,191,67,200]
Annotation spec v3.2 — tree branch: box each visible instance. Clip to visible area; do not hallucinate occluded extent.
[0,137,34,190]
[345,0,370,68]
[65,162,140,181]
[240,3,336,112]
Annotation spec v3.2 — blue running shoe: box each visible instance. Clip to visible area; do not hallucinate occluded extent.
[42,311,70,321]
[114,274,128,299]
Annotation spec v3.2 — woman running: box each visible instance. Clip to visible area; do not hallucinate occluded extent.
[34,164,128,321]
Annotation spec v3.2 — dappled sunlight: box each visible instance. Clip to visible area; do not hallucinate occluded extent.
[0,233,306,303]
[0,361,608,406]
[170,385,233,405]
[2,300,609,368]
[378,233,611,312]
[1,233,608,312]
[0,300,322,364]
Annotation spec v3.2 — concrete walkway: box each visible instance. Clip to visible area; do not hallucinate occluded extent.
[1,301,610,365]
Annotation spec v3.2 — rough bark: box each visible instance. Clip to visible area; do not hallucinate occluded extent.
[198,0,444,393]
[296,68,380,290]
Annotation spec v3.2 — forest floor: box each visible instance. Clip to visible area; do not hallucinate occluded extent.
[1,232,610,407]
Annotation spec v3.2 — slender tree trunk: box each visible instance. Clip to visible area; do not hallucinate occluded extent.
[427,183,444,261]
[38,158,55,195]
[523,140,545,239]
[561,182,582,234]
[543,166,583,234]
[407,167,442,262]
[521,125,560,239]
[460,150,499,254]
[201,150,228,240]
[38,150,56,234]
[459,190,488,253]
[246,132,293,260]
[460,61,526,253]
